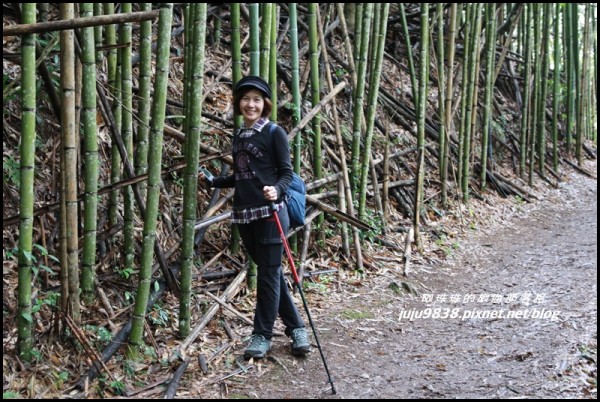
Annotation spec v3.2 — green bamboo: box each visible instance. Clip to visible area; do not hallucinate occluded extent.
[457,3,473,189]
[179,3,207,338]
[576,3,591,164]
[465,3,483,202]
[413,3,428,246]
[562,4,572,153]
[435,4,446,202]
[231,4,243,122]
[182,5,194,160]
[307,5,321,170]
[60,3,80,323]
[367,4,381,79]
[571,3,582,161]
[246,3,262,288]
[16,2,36,362]
[588,4,596,143]
[442,3,458,207]
[398,3,418,104]
[552,3,561,172]
[260,3,272,81]
[120,3,135,275]
[351,3,373,189]
[519,4,532,179]
[358,4,390,221]
[59,126,69,314]
[129,3,173,356]
[288,3,302,254]
[564,3,577,154]
[517,3,524,60]
[135,3,152,181]
[536,4,551,174]
[353,3,363,72]
[269,4,278,120]
[480,3,497,190]
[105,2,121,229]
[249,3,260,76]
[289,3,302,171]
[80,3,100,304]
[529,3,541,186]
[230,3,243,255]
[307,3,324,231]
[93,3,103,67]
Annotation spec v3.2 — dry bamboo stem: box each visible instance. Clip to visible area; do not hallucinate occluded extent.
[4,9,160,36]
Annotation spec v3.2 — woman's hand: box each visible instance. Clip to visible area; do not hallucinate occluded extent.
[263,186,278,201]
[198,166,213,185]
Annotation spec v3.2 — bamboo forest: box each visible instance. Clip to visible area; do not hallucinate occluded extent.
[2,3,597,399]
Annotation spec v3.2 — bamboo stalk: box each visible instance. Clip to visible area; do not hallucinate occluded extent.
[16,3,36,362]
[3,9,160,36]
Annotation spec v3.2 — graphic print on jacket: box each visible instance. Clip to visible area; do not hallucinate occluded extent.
[233,140,264,181]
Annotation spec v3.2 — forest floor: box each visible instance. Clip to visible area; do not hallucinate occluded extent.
[167,160,596,400]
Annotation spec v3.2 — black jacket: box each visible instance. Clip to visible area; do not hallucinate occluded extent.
[212,123,293,210]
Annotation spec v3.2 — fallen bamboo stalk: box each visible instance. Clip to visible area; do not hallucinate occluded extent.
[198,247,228,275]
[373,236,403,251]
[199,365,255,388]
[203,289,253,326]
[122,376,170,398]
[492,171,539,200]
[3,9,160,36]
[194,212,232,231]
[562,158,597,179]
[163,124,234,164]
[73,276,169,391]
[287,81,347,142]
[306,195,374,231]
[64,314,117,383]
[163,357,191,399]
[170,269,247,363]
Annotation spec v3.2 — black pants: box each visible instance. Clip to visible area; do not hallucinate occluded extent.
[237,203,305,339]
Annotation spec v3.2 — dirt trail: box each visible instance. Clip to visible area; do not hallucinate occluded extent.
[192,169,597,399]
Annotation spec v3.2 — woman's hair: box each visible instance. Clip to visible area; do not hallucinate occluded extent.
[233,87,272,118]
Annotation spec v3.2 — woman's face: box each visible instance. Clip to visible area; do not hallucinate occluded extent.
[239,88,265,126]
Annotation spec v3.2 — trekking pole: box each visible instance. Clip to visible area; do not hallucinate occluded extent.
[271,203,336,395]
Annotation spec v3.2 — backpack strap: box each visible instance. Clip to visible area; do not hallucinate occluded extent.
[269,122,279,167]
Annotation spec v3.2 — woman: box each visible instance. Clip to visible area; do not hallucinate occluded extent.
[200,76,310,359]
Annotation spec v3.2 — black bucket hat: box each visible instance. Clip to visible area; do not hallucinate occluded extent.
[234,76,272,99]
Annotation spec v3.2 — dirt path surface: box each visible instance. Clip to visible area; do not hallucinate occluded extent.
[191,168,597,400]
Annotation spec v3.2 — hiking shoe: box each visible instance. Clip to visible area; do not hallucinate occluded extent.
[291,327,311,356]
[244,334,271,359]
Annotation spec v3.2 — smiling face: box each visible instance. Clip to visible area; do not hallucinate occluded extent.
[239,89,265,127]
